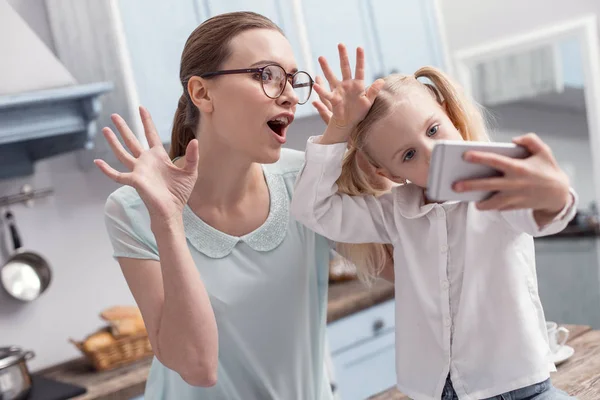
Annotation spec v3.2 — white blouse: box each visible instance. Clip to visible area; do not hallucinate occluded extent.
[291,137,577,400]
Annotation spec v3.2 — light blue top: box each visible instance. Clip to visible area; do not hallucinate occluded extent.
[104,149,334,400]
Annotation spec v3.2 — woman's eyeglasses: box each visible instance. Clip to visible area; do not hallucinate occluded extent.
[200,64,314,104]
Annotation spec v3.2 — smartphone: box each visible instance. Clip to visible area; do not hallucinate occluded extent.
[426,140,530,202]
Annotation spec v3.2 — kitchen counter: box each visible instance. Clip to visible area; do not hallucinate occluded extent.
[328,278,394,323]
[368,324,599,400]
[538,225,600,239]
[39,278,394,400]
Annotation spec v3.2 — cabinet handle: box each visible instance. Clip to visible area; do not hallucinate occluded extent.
[372,318,385,335]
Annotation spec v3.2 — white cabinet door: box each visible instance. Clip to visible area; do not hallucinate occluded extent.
[301,0,376,82]
[328,299,397,399]
[201,0,315,119]
[367,0,445,77]
[204,0,281,23]
[331,330,396,400]
[535,238,600,329]
[299,0,377,120]
[117,0,203,143]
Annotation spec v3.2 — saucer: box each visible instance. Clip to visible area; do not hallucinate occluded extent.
[552,345,575,365]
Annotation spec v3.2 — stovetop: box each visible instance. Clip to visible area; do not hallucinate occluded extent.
[24,375,86,400]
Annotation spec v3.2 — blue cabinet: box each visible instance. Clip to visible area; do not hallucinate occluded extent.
[116,0,204,144]
[302,0,444,82]
[301,0,376,83]
[46,0,446,149]
[201,0,315,119]
[559,38,584,88]
[367,0,446,76]
[328,299,396,400]
[204,0,282,23]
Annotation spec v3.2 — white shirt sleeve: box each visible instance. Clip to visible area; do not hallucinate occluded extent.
[498,187,578,237]
[290,136,396,244]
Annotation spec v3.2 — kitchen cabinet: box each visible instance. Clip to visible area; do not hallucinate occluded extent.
[0,82,112,179]
[202,0,314,119]
[367,0,446,77]
[301,0,445,82]
[327,299,397,400]
[0,1,112,179]
[115,0,203,145]
[559,38,584,88]
[300,0,376,95]
[45,0,446,150]
[535,237,600,329]
[46,0,202,148]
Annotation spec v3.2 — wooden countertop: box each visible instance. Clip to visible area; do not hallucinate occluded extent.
[369,324,598,400]
[39,278,394,400]
[328,278,394,323]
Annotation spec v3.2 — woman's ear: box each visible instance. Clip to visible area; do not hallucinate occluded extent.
[187,76,213,113]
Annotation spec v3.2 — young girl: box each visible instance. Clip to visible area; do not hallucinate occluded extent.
[292,44,578,400]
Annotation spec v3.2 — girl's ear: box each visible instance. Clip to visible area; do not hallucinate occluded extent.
[375,167,406,184]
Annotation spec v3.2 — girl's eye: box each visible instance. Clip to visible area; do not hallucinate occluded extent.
[427,124,439,137]
[403,149,416,162]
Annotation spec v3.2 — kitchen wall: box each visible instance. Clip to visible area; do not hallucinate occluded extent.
[0,0,135,371]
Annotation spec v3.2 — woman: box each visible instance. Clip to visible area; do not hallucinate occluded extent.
[95,11,392,400]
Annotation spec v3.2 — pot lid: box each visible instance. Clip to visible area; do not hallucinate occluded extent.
[0,346,34,369]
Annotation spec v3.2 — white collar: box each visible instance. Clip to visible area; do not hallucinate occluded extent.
[182,167,289,258]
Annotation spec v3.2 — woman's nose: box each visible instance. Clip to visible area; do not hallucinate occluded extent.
[277,80,299,107]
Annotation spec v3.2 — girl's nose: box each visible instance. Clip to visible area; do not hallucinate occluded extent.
[423,142,434,166]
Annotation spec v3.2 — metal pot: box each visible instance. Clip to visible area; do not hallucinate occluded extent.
[1,211,52,301]
[0,346,35,400]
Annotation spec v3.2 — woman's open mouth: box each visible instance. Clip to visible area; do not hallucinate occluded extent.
[267,114,293,144]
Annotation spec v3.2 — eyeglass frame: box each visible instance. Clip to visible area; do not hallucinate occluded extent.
[199,64,314,105]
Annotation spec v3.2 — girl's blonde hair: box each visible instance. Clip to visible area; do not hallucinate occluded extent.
[336,66,489,284]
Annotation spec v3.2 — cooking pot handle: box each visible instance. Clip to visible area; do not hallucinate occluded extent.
[24,350,35,360]
[5,211,22,251]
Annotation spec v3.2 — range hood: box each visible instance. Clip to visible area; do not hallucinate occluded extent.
[0,0,111,179]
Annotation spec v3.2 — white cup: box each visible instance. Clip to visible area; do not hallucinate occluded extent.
[546,321,569,353]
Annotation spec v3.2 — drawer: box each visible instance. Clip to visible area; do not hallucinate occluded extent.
[327,299,395,355]
[331,330,396,400]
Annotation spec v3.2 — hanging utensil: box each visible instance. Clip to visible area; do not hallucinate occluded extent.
[0,211,52,301]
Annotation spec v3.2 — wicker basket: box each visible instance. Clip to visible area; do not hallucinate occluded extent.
[70,328,153,371]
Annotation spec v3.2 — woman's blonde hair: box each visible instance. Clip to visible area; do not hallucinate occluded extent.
[336,66,489,284]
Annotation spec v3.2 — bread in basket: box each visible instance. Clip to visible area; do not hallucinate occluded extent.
[70,306,153,371]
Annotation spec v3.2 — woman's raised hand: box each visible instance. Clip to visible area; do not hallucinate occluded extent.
[94,106,199,225]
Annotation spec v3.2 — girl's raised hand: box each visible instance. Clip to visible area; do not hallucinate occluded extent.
[453,133,572,226]
[315,44,385,144]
